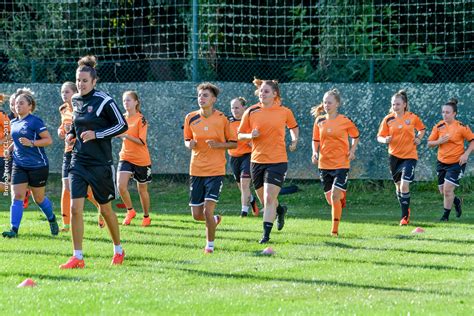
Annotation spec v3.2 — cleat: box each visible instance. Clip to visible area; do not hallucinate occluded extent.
[259,236,270,244]
[440,213,449,222]
[399,217,409,226]
[2,230,18,238]
[111,250,125,265]
[215,215,222,226]
[142,217,151,227]
[331,231,339,237]
[276,205,287,231]
[23,189,30,209]
[240,211,248,217]
[98,214,105,228]
[204,247,214,254]
[455,198,463,218]
[122,209,136,225]
[49,216,59,236]
[250,198,259,216]
[59,256,85,269]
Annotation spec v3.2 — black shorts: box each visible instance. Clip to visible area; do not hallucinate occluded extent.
[118,160,152,184]
[389,155,417,183]
[11,164,49,187]
[250,162,287,190]
[69,162,117,204]
[62,151,72,179]
[319,169,349,192]
[189,176,223,206]
[436,161,466,187]
[230,154,251,183]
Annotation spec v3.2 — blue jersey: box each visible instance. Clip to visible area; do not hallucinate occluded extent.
[11,114,49,169]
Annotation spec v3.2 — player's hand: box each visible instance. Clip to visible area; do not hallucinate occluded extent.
[459,153,469,165]
[414,137,421,145]
[438,134,450,145]
[65,134,76,145]
[289,139,298,152]
[311,153,319,165]
[385,136,392,144]
[80,130,96,143]
[19,137,33,147]
[251,128,260,139]
[206,140,221,148]
[58,128,65,139]
[348,149,356,161]
[188,139,197,149]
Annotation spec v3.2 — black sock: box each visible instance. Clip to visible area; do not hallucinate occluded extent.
[12,226,18,233]
[144,215,149,218]
[453,196,461,207]
[276,204,283,215]
[443,208,451,216]
[400,192,410,218]
[263,222,273,238]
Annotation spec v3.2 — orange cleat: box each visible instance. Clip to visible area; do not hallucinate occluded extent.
[111,250,125,265]
[142,216,151,227]
[400,216,409,226]
[204,247,214,254]
[122,209,136,225]
[59,256,85,269]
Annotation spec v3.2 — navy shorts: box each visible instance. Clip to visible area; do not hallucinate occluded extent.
[118,160,152,184]
[250,162,287,190]
[230,153,251,183]
[11,164,49,187]
[436,161,466,187]
[389,155,417,183]
[69,162,117,204]
[189,176,223,206]
[62,151,72,179]
[319,169,349,192]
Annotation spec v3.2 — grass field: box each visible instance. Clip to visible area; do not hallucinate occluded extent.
[0,175,473,315]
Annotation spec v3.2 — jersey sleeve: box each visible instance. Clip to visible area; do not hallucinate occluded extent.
[427,125,439,141]
[238,109,251,134]
[286,108,298,129]
[414,115,426,131]
[312,120,320,142]
[347,118,359,138]
[377,117,389,138]
[35,117,48,135]
[462,125,474,142]
[183,114,193,141]
[95,100,128,139]
[224,117,237,142]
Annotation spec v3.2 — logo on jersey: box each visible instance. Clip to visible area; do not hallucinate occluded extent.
[405,119,411,125]
[87,106,93,113]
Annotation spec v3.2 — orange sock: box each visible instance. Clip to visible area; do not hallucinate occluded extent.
[324,191,332,206]
[61,189,71,225]
[331,200,342,234]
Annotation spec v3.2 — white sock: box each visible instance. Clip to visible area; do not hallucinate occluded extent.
[74,250,83,260]
[250,195,255,203]
[206,241,214,250]
[114,244,123,255]
[241,205,249,213]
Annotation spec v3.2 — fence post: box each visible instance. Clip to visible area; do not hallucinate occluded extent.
[192,0,199,82]
[31,59,36,82]
[369,59,374,83]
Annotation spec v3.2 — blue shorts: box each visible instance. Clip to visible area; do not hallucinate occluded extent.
[319,169,349,192]
[69,162,117,204]
[389,155,417,183]
[230,153,251,183]
[11,164,49,187]
[436,161,466,187]
[250,162,287,189]
[189,176,223,206]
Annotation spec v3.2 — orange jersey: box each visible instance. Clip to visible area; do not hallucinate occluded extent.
[58,103,74,153]
[313,114,359,169]
[377,112,425,160]
[238,102,298,163]
[119,112,151,166]
[183,109,237,176]
[0,111,10,158]
[428,120,474,164]
[227,117,252,157]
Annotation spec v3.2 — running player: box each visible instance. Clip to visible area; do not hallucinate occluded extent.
[311,88,359,237]
[238,78,299,244]
[2,88,59,238]
[117,91,153,227]
[377,90,425,225]
[228,97,259,217]
[183,82,237,253]
[427,98,473,221]
[57,82,103,232]
[59,55,128,268]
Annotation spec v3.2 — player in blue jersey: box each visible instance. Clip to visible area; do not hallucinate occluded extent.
[2,88,59,238]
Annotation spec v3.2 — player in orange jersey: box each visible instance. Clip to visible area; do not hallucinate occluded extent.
[183,83,237,253]
[377,90,426,226]
[311,89,359,237]
[117,91,153,227]
[427,98,474,221]
[228,97,259,217]
[238,78,299,244]
[57,82,102,232]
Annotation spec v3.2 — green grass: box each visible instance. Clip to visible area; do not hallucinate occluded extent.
[1,176,473,315]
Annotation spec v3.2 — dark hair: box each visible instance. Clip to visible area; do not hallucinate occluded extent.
[311,88,341,117]
[444,97,458,114]
[391,89,409,112]
[253,77,280,99]
[123,90,141,112]
[197,82,220,97]
[231,97,247,107]
[77,55,98,80]
[15,87,36,112]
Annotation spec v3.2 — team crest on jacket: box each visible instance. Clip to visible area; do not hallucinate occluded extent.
[405,119,411,125]
[87,106,93,113]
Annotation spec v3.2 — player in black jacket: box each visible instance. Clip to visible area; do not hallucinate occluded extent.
[60,55,128,269]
